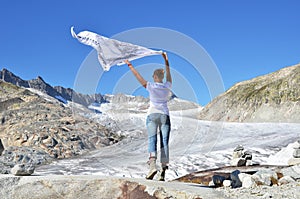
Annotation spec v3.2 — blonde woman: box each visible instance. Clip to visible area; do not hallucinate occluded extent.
[125,52,172,181]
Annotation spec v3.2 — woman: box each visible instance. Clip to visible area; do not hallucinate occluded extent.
[124,52,172,181]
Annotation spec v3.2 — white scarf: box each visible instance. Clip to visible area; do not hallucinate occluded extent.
[71,27,162,71]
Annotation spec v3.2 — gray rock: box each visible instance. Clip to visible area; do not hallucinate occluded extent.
[0,162,11,174]
[230,158,247,167]
[234,145,244,152]
[230,170,242,188]
[293,149,300,158]
[11,164,35,176]
[252,169,278,186]
[231,146,252,166]
[212,175,227,187]
[242,150,252,160]
[278,176,295,185]
[281,165,300,180]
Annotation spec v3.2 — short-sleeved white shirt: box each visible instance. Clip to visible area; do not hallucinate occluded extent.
[146,81,172,116]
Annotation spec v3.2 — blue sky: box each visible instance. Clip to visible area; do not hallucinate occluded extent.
[0,0,299,106]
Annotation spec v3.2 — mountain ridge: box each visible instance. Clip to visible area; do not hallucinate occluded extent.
[0,68,106,107]
[198,63,300,122]
[1,63,299,123]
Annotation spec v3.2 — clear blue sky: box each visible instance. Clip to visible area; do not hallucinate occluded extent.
[0,0,299,106]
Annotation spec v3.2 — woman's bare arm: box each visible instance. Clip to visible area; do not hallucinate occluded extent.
[125,60,147,88]
[162,52,172,83]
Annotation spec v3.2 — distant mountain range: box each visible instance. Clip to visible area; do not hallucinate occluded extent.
[1,63,299,123]
[0,68,106,107]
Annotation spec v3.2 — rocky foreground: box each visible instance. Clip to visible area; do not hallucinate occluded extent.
[0,170,299,199]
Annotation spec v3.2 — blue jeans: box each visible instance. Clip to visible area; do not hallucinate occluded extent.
[146,113,171,164]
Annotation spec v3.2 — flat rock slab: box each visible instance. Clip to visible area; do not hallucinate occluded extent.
[0,174,226,199]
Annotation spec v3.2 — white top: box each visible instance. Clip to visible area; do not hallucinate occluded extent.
[146,81,172,116]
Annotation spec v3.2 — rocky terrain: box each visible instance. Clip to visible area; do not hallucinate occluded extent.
[198,63,300,122]
[0,63,299,198]
[1,164,300,199]
[0,80,123,174]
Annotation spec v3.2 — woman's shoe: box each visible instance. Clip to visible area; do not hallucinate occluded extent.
[146,157,157,180]
[159,165,168,181]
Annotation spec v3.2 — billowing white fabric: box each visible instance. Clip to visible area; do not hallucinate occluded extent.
[71,26,162,71]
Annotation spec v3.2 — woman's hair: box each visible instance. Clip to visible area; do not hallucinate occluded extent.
[153,68,164,80]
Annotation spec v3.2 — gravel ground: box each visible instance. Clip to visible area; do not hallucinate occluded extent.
[215,182,300,199]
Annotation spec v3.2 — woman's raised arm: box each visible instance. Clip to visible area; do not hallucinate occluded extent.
[125,60,147,88]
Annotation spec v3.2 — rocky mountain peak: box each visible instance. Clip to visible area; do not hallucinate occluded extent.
[0,68,29,87]
[0,68,105,107]
[35,75,46,83]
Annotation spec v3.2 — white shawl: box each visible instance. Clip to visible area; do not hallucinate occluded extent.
[71,27,162,71]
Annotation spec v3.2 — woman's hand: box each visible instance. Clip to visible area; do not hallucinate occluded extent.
[124,60,131,66]
[162,52,168,61]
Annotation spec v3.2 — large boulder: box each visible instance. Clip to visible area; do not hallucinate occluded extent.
[11,164,34,176]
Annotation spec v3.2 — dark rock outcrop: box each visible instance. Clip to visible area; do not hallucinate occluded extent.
[0,69,29,88]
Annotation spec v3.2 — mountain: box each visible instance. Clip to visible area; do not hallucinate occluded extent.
[2,62,299,123]
[0,68,106,107]
[0,80,124,173]
[0,68,179,110]
[198,63,300,122]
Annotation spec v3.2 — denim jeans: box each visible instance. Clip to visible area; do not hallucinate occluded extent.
[146,113,171,164]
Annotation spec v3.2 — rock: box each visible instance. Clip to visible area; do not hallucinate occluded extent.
[281,165,300,180]
[230,158,246,167]
[0,162,11,174]
[234,145,244,152]
[11,164,35,176]
[238,173,255,188]
[252,169,278,186]
[0,139,4,155]
[242,150,252,161]
[232,145,244,159]
[278,176,295,185]
[223,180,231,187]
[208,180,215,186]
[230,170,242,188]
[230,146,253,166]
[293,149,300,158]
[246,160,252,166]
[212,175,227,187]
[236,158,246,167]
[0,175,222,199]
[288,158,300,165]
[1,146,51,168]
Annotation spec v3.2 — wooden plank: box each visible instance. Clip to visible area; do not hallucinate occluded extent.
[173,165,289,186]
